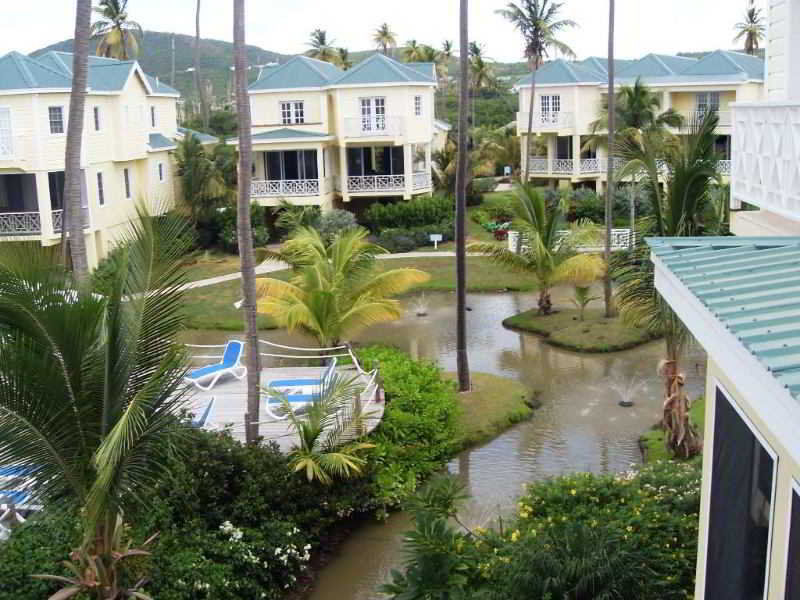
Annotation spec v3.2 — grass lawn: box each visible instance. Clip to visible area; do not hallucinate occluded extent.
[640,397,706,463]
[182,252,249,283]
[446,372,538,448]
[502,307,656,352]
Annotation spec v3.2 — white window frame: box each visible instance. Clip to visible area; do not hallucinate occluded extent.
[157,162,165,183]
[782,479,800,599]
[280,101,293,125]
[702,380,779,600]
[696,91,721,113]
[414,95,422,116]
[48,105,65,135]
[96,171,105,206]
[551,94,561,113]
[0,106,13,158]
[150,105,157,128]
[360,97,387,132]
[123,168,132,199]
[293,101,305,124]
[540,95,550,114]
[93,106,101,132]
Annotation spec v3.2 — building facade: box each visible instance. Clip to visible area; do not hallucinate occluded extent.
[0,51,183,268]
[514,51,765,191]
[240,53,436,212]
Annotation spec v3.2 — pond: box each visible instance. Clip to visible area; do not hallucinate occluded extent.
[181,288,706,600]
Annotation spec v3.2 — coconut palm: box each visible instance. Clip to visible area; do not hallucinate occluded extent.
[270,373,374,485]
[559,253,605,320]
[417,45,439,64]
[734,4,765,56]
[439,40,455,115]
[477,127,521,174]
[496,0,576,181]
[256,227,429,346]
[403,40,423,62]
[234,0,261,444]
[0,212,192,598]
[63,0,91,281]
[194,0,209,130]
[91,0,143,60]
[174,134,226,223]
[374,23,397,56]
[335,47,353,70]
[469,184,573,315]
[469,48,496,128]
[307,29,337,63]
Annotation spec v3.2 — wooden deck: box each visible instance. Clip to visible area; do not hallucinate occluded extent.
[185,366,385,452]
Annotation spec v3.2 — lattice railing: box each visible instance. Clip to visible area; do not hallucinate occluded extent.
[580,158,602,173]
[519,111,574,131]
[0,212,40,235]
[251,179,321,197]
[347,175,406,192]
[344,116,404,138]
[552,159,574,174]
[717,160,731,175]
[412,171,431,190]
[508,228,635,254]
[528,157,549,173]
[52,209,90,233]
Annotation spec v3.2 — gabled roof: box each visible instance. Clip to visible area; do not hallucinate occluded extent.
[331,53,436,86]
[249,55,343,91]
[147,133,177,152]
[649,237,800,402]
[0,51,72,91]
[176,127,219,144]
[680,50,764,80]
[577,57,635,77]
[618,53,698,78]
[516,59,605,86]
[251,128,329,141]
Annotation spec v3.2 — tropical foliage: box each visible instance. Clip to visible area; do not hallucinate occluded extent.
[256,228,429,345]
[374,23,398,55]
[734,4,766,55]
[174,134,227,223]
[307,29,336,63]
[91,0,143,60]
[559,253,606,320]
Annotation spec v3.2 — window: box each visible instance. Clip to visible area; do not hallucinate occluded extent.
[293,101,305,124]
[704,386,776,600]
[123,168,131,199]
[787,484,800,600]
[93,106,101,131]
[551,95,561,113]
[360,97,386,131]
[696,91,721,114]
[150,106,157,128]
[48,106,64,134]
[96,172,105,206]
[280,101,305,124]
[414,95,422,116]
[280,102,293,125]
[0,107,12,158]
[158,162,165,182]
[264,150,319,180]
[540,95,550,114]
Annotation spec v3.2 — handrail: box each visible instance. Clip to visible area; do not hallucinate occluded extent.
[258,339,348,352]
[258,352,352,359]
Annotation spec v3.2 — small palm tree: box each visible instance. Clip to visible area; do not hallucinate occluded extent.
[734,4,765,56]
[417,45,439,63]
[256,227,430,346]
[335,47,353,70]
[403,40,422,62]
[559,253,606,320]
[174,134,226,223]
[270,373,375,485]
[91,0,143,60]
[307,29,337,63]
[374,23,397,56]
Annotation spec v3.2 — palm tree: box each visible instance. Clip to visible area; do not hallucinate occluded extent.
[174,134,226,223]
[468,46,495,129]
[233,0,261,444]
[559,253,605,320]
[271,373,374,485]
[417,45,439,63]
[613,112,720,458]
[256,227,429,346]
[91,0,143,60]
[335,47,353,70]
[477,127,521,175]
[455,0,471,392]
[0,213,192,598]
[604,0,616,320]
[496,0,576,182]
[194,0,209,130]
[470,184,574,315]
[734,3,765,56]
[403,40,422,62]
[63,0,91,282]
[307,29,337,63]
[439,40,455,116]
[374,23,397,56]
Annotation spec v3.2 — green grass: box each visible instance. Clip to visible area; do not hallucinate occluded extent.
[182,252,247,283]
[640,397,706,463]
[502,308,656,353]
[446,372,538,448]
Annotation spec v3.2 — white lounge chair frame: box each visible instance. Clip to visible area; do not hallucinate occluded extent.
[184,340,247,391]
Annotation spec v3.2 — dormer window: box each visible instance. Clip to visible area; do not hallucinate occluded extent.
[280,101,305,125]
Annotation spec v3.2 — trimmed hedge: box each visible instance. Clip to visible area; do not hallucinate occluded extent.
[364,195,454,232]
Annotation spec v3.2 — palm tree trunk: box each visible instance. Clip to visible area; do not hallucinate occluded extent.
[234,0,261,444]
[603,0,616,318]
[523,56,538,183]
[64,0,91,282]
[455,0,471,392]
[194,0,210,130]
[170,33,176,88]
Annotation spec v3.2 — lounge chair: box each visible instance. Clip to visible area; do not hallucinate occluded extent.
[0,490,41,511]
[184,340,247,391]
[267,358,337,389]
[190,397,216,429]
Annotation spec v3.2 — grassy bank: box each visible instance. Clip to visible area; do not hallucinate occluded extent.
[640,397,706,463]
[446,372,538,448]
[502,308,655,353]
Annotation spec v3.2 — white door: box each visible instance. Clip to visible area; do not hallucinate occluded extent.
[0,108,12,158]
[360,97,386,132]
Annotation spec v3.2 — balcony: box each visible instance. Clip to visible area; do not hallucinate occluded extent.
[682,110,732,128]
[0,209,89,236]
[251,179,323,198]
[517,111,574,133]
[731,102,800,221]
[343,116,404,138]
[527,157,730,178]
[347,174,406,192]
[412,171,431,190]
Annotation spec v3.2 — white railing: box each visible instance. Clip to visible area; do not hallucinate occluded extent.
[508,228,635,254]
[0,136,13,159]
[717,160,731,175]
[343,116,404,138]
[251,179,321,197]
[580,158,603,174]
[552,158,574,174]
[412,171,431,190]
[518,111,574,131]
[528,157,549,173]
[347,175,406,192]
[684,110,732,127]
[0,212,40,235]
[52,209,90,233]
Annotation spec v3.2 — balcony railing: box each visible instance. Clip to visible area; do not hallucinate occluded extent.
[518,111,574,132]
[53,209,90,233]
[552,159,574,174]
[684,110,732,127]
[412,171,431,190]
[343,116,404,138]
[580,158,603,174]
[251,179,322,198]
[0,212,41,235]
[527,156,730,177]
[347,175,406,192]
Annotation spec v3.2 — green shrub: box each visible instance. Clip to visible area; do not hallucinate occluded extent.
[364,195,454,232]
[376,229,420,253]
[316,209,358,240]
[481,194,516,221]
[215,203,270,253]
[472,177,499,194]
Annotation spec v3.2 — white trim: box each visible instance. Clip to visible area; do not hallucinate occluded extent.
[229,135,334,146]
[702,380,778,600]
[0,105,13,158]
[328,82,436,90]
[249,86,326,94]
[0,88,71,96]
[783,478,800,600]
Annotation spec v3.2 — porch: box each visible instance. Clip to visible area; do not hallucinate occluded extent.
[0,171,89,237]
[251,148,332,202]
[340,143,432,198]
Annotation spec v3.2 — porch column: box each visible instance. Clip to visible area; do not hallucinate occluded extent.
[425,143,432,187]
[316,145,326,202]
[35,171,54,239]
[572,135,581,176]
[521,135,528,178]
[339,144,349,202]
[403,143,413,199]
[546,135,557,174]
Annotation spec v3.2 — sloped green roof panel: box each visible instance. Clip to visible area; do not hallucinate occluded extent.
[86,61,136,91]
[618,53,698,78]
[0,51,72,90]
[249,56,343,90]
[251,128,329,141]
[679,50,764,80]
[145,74,179,95]
[332,53,435,86]
[648,236,800,401]
[177,127,219,144]
[148,133,177,151]
[515,59,605,86]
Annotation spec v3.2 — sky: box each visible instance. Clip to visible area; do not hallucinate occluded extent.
[0,0,766,63]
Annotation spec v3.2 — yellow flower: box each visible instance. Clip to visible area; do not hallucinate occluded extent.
[511,530,520,542]
[570,489,577,496]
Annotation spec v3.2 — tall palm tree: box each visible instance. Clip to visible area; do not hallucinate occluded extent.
[614,112,721,458]
[604,0,616,319]
[233,0,261,444]
[64,0,91,282]
[256,228,429,347]
[173,134,226,223]
[335,47,353,70]
[417,45,439,63]
[0,213,192,597]
[496,0,576,182]
[455,0,471,392]
[468,45,495,129]
[91,0,143,60]
[194,0,209,130]
[439,40,455,116]
[374,23,397,56]
[307,29,337,63]
[403,40,422,62]
[734,3,766,56]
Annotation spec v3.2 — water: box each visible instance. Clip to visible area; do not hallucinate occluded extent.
[181,289,706,600]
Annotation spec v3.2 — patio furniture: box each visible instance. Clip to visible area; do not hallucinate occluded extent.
[267,358,338,389]
[190,397,216,429]
[184,340,247,391]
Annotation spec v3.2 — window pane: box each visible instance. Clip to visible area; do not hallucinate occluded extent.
[391,146,405,175]
[787,490,800,600]
[347,147,364,176]
[280,102,292,125]
[294,101,305,124]
[97,172,104,206]
[48,107,64,134]
[283,151,300,180]
[266,152,282,180]
[124,169,131,198]
[705,388,774,600]
[93,106,100,131]
[48,171,65,210]
[303,151,318,180]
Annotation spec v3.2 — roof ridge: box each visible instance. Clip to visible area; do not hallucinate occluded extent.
[649,54,673,74]
[714,49,746,73]
[10,53,36,87]
[299,55,335,81]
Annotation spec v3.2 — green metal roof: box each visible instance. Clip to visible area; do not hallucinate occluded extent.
[177,127,219,144]
[332,53,435,86]
[0,51,72,90]
[147,133,177,151]
[679,50,764,80]
[516,59,606,85]
[249,56,343,91]
[649,237,800,401]
[250,128,329,142]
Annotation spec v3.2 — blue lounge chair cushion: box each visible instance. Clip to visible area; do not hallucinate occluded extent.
[187,341,244,380]
[0,466,35,478]
[266,392,320,404]
[0,490,30,505]
[268,359,336,389]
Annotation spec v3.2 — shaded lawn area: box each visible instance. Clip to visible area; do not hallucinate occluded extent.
[182,252,250,283]
[502,307,656,353]
[447,372,538,448]
[640,397,706,463]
